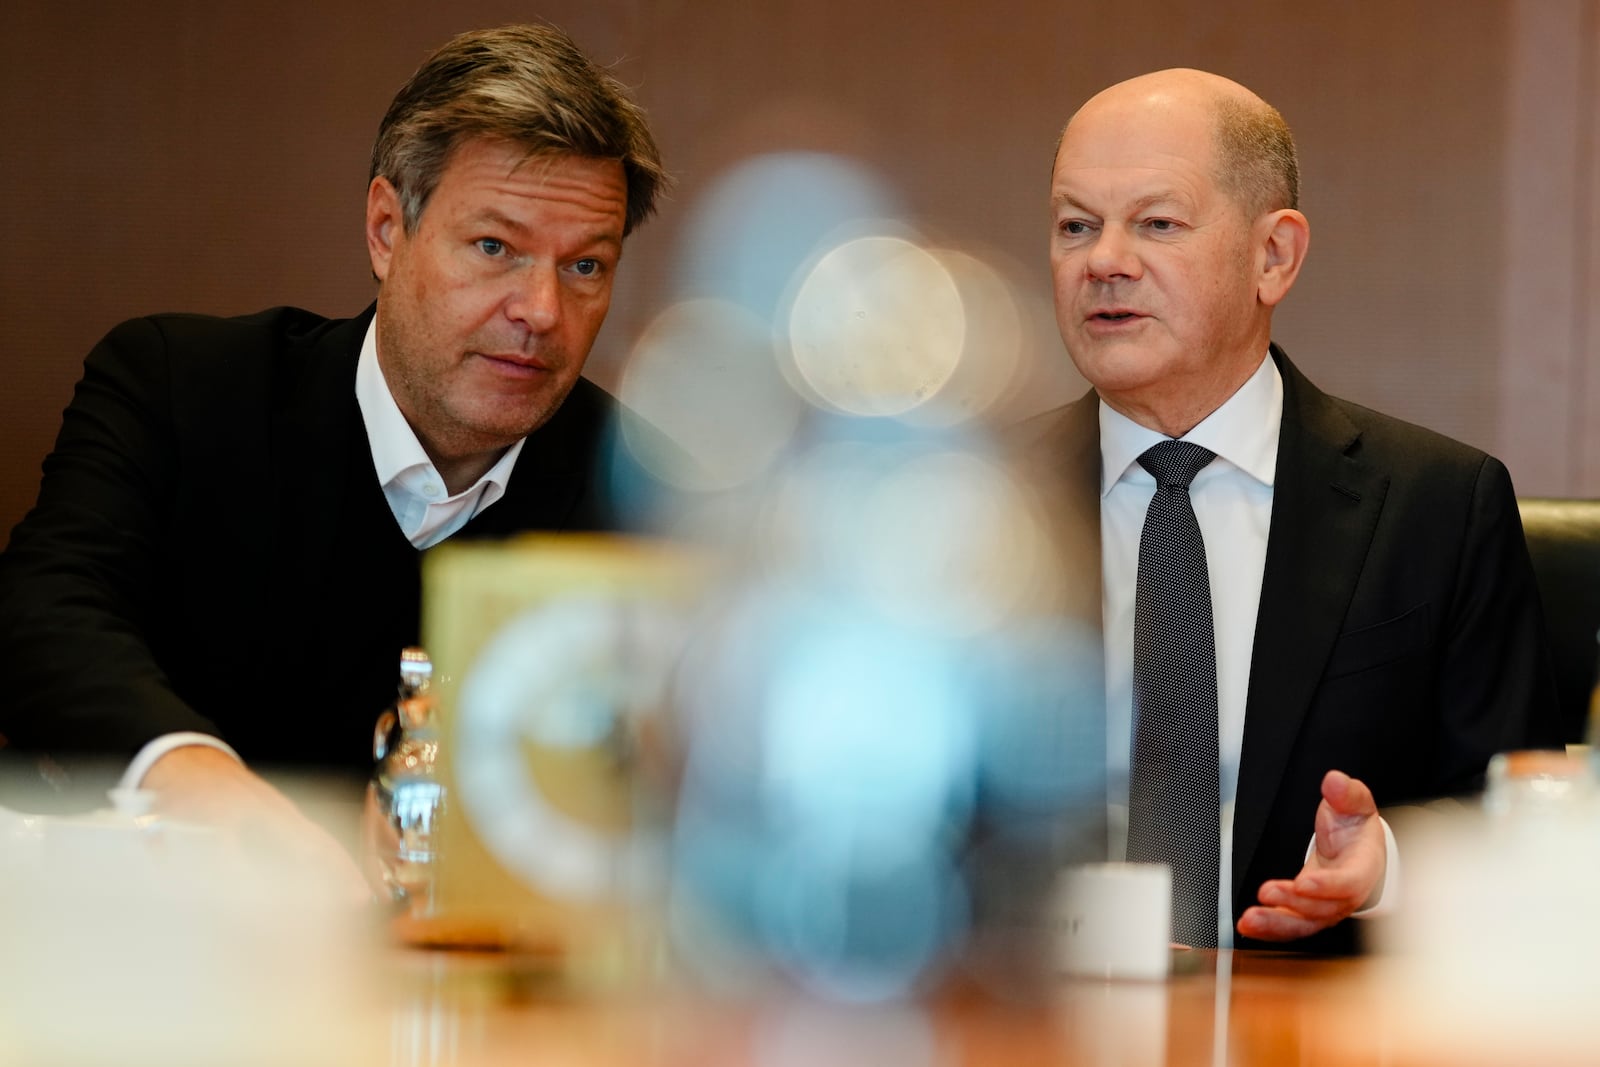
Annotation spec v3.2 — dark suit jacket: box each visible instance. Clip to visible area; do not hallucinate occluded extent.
[0,305,621,797]
[1019,345,1561,953]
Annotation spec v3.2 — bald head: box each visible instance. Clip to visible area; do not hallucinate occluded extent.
[1047,68,1312,435]
[1062,69,1298,218]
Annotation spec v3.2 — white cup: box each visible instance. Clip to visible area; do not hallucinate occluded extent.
[1055,862,1171,980]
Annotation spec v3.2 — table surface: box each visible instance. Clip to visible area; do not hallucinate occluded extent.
[373,947,1502,1067]
[3,788,1587,1067]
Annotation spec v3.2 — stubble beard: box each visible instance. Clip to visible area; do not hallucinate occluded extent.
[378,309,579,469]
[415,359,578,464]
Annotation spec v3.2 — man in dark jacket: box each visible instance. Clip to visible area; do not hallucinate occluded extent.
[0,24,666,887]
[1025,67,1559,952]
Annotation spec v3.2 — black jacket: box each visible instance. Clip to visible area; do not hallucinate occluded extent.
[0,305,618,789]
[1016,345,1561,952]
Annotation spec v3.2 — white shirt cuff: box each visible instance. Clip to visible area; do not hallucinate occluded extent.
[1303,815,1400,918]
[119,732,243,791]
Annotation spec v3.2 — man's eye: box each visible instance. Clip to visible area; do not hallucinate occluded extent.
[1059,219,1092,236]
[572,258,601,277]
[1146,219,1178,232]
[476,238,506,256]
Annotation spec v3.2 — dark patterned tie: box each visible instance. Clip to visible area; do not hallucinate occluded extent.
[1126,440,1220,948]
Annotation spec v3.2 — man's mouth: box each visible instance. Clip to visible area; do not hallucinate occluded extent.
[1090,310,1141,322]
[475,351,555,374]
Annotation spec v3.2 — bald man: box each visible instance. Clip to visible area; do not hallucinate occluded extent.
[1022,70,1559,951]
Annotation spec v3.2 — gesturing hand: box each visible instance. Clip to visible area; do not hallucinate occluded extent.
[1236,769,1386,942]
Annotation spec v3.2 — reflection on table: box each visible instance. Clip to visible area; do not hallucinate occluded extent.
[376,946,1431,1067]
[4,791,1600,1067]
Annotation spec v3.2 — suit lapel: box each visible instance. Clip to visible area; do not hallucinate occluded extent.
[1229,347,1390,906]
[1019,387,1103,612]
[1050,389,1105,618]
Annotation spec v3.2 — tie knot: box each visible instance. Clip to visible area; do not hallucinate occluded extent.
[1138,440,1216,489]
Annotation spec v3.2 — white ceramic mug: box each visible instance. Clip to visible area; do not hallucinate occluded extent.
[1055,862,1171,980]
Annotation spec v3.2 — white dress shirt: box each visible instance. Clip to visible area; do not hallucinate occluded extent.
[354,320,526,550]
[121,318,523,790]
[1098,352,1394,945]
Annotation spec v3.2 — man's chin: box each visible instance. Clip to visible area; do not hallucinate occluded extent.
[1064,345,1169,391]
[470,393,573,443]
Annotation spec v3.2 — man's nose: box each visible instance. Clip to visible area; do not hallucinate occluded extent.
[1086,226,1141,282]
[506,265,561,332]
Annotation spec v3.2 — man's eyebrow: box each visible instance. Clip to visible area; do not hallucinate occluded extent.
[1124,192,1189,214]
[1051,191,1094,213]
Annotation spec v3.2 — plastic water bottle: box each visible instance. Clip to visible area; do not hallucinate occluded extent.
[368,647,442,911]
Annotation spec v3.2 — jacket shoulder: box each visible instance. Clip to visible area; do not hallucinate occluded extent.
[1276,347,1506,486]
[120,305,361,360]
[1333,394,1488,461]
[89,305,362,376]
[1325,393,1511,495]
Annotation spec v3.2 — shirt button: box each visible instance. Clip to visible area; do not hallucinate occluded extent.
[423,483,441,498]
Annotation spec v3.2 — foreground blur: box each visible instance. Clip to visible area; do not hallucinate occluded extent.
[0,787,382,1066]
[430,151,1107,1000]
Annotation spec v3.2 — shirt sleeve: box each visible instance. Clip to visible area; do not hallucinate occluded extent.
[119,733,244,791]
[1302,816,1400,918]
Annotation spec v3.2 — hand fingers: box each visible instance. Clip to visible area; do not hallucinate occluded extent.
[1291,853,1380,901]
[291,817,376,905]
[1236,905,1325,942]
[1259,874,1358,905]
[1314,779,1379,862]
[1256,880,1356,922]
[1321,769,1377,819]
[1246,772,1387,943]
[231,805,373,906]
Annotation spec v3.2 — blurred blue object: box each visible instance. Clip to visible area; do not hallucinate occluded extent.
[663,414,1101,1001]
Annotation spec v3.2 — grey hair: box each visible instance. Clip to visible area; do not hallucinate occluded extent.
[1213,96,1299,215]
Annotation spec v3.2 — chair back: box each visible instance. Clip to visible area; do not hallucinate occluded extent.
[1518,497,1600,742]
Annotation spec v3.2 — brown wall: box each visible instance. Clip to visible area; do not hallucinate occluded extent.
[3,0,1595,544]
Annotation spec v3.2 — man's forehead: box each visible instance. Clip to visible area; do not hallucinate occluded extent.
[1075,68,1255,124]
[1057,96,1216,172]
[433,143,626,216]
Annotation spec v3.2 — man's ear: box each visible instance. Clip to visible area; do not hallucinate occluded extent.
[365,177,403,282]
[1256,208,1310,308]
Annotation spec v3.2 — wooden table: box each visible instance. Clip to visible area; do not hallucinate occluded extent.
[5,794,1586,1067]
[375,948,1406,1067]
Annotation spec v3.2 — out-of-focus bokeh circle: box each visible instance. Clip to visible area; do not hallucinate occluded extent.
[785,236,965,418]
[917,248,1024,425]
[618,298,803,493]
[676,152,903,322]
[752,432,1060,635]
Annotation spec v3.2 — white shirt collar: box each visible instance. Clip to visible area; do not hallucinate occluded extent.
[1098,351,1282,496]
[355,318,525,493]
[354,318,525,546]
